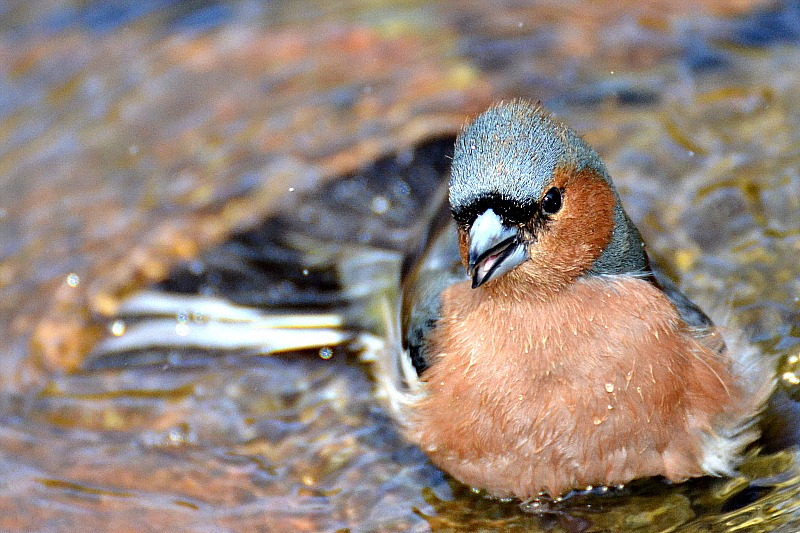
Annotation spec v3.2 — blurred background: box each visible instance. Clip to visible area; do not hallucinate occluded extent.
[2,0,800,530]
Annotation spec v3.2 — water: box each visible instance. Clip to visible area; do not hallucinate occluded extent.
[1,0,800,530]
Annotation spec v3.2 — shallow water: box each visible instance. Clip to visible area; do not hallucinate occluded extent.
[2,0,800,531]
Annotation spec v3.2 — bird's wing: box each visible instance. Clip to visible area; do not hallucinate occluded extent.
[399,194,467,376]
[86,138,456,369]
[650,267,715,329]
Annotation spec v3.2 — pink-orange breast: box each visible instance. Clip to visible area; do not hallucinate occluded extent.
[406,273,747,499]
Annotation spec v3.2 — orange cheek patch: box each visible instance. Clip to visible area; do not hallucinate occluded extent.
[532,168,616,280]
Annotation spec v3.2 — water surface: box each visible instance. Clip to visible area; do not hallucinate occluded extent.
[2,0,800,531]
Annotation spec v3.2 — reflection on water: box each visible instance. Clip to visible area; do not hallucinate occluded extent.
[2,0,800,531]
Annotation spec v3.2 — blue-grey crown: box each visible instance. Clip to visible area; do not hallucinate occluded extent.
[449,100,610,225]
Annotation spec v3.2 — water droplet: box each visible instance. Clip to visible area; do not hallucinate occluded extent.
[288,187,295,192]
[302,269,309,276]
[370,195,390,215]
[168,428,185,444]
[175,322,190,336]
[605,383,615,393]
[782,371,800,385]
[593,417,603,425]
[66,273,80,287]
[319,347,333,360]
[110,320,126,336]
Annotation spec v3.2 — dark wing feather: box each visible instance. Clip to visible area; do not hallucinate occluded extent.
[400,185,466,375]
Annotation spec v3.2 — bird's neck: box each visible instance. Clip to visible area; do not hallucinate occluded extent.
[480,260,578,304]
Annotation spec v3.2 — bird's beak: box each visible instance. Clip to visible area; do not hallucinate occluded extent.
[467,209,528,288]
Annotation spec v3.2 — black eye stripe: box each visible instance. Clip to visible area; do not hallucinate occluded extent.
[451,187,565,226]
[451,192,538,226]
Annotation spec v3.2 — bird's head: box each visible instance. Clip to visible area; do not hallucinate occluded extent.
[449,100,647,290]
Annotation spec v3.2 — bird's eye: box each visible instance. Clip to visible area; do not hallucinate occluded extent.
[541,187,563,215]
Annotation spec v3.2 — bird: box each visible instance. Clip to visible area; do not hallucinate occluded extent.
[377,99,775,501]
[91,99,776,504]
